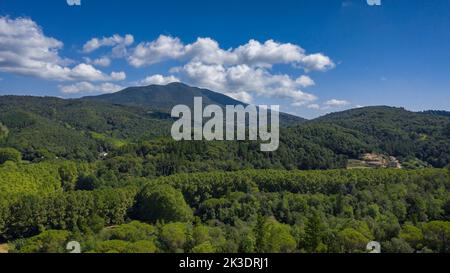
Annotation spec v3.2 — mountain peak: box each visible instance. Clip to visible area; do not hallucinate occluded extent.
[165,82,189,87]
[83,83,306,126]
[83,82,244,111]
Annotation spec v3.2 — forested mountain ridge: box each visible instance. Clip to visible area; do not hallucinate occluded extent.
[84,82,244,110]
[83,82,307,126]
[1,93,450,168]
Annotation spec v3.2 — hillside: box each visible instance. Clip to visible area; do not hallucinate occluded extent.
[313,106,450,167]
[0,96,172,161]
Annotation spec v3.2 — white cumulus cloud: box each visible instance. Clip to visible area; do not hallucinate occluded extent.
[324,99,351,107]
[128,35,185,67]
[296,75,315,87]
[0,16,126,82]
[300,53,335,72]
[125,35,333,105]
[175,62,316,105]
[304,99,352,110]
[137,74,180,86]
[59,82,124,94]
[83,34,134,53]
[128,35,334,71]
[84,56,111,67]
[307,104,321,109]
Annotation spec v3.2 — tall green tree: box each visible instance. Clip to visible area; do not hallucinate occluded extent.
[259,217,296,253]
[0,148,21,164]
[423,221,450,253]
[134,184,193,223]
[337,228,369,253]
[304,213,324,252]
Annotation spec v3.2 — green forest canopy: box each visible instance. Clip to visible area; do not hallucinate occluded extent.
[0,95,450,253]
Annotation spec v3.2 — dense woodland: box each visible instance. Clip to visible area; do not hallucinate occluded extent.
[1,166,449,253]
[0,89,450,253]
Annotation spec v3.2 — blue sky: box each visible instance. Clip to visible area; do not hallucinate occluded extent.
[1,0,450,118]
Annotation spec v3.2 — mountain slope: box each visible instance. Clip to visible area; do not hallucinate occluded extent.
[84,83,243,110]
[84,82,306,126]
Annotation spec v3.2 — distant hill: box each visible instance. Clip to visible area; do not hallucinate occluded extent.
[312,106,450,167]
[420,110,450,118]
[83,82,306,126]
